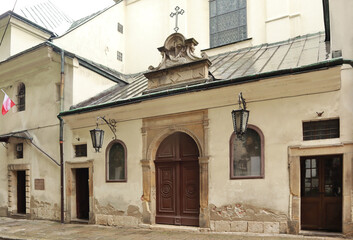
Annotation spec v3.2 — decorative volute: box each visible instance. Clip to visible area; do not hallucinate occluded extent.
[144,33,211,93]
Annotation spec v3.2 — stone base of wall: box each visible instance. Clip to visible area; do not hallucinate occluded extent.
[95,214,139,227]
[210,220,288,234]
[0,207,8,217]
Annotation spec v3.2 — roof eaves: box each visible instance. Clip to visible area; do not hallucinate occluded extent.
[0,41,127,86]
[53,0,123,39]
[0,11,57,37]
[58,58,351,117]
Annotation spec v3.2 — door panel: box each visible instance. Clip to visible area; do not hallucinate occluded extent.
[76,168,89,220]
[17,171,26,214]
[301,156,342,232]
[155,132,200,226]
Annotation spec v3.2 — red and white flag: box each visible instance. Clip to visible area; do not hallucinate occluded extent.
[1,89,15,115]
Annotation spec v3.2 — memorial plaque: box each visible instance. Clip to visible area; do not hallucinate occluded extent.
[34,179,45,190]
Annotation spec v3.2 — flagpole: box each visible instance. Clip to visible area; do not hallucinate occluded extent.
[0,89,5,95]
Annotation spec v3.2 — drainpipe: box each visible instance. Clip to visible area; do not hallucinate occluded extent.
[59,50,65,223]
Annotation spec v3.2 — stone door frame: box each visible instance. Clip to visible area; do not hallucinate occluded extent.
[65,160,94,223]
[288,143,353,235]
[141,110,210,228]
[8,164,31,218]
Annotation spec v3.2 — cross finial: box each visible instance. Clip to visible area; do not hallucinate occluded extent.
[170,6,184,33]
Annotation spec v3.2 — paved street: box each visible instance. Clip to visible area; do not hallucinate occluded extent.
[0,217,348,240]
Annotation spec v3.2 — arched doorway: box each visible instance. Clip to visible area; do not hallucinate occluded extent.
[155,132,200,226]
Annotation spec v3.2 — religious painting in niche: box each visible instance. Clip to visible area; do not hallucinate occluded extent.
[107,141,126,181]
[230,128,263,178]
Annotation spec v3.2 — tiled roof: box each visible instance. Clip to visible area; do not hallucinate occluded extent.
[70,32,331,110]
[16,0,73,35]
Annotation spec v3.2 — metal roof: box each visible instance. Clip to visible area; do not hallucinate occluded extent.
[16,0,73,35]
[70,32,331,110]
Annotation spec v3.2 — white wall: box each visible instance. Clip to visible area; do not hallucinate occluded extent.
[54,4,126,72]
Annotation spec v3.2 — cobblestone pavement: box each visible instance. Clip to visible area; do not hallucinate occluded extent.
[0,217,348,240]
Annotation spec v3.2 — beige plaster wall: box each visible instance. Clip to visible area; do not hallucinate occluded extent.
[63,66,348,231]
[65,118,143,224]
[0,46,99,220]
[0,18,11,61]
[54,4,125,72]
[10,23,49,58]
[0,145,8,216]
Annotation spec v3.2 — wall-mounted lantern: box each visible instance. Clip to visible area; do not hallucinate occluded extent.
[90,116,117,152]
[231,92,249,137]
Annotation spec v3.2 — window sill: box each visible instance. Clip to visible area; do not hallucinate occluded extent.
[106,179,127,183]
[230,175,264,180]
[202,37,252,51]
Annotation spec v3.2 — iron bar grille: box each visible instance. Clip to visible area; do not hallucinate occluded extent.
[75,144,87,157]
[117,51,123,61]
[118,23,123,34]
[303,119,339,141]
[16,143,23,159]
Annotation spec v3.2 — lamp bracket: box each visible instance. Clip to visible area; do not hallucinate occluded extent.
[96,116,117,139]
[238,92,246,110]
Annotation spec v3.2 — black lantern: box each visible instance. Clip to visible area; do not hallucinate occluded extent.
[231,92,249,137]
[90,127,104,152]
[90,117,117,152]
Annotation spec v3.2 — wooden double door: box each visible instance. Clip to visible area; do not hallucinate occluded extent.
[155,132,200,226]
[301,155,342,232]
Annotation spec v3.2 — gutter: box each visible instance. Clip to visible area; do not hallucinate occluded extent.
[58,58,353,117]
[59,50,65,224]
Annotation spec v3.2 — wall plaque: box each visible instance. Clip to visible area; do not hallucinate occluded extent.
[34,179,45,190]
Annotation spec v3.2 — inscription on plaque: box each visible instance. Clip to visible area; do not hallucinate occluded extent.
[35,179,45,190]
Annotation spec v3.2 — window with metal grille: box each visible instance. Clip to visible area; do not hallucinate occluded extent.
[75,144,87,157]
[117,51,123,61]
[16,143,23,159]
[117,23,123,33]
[209,0,247,48]
[17,83,25,111]
[303,119,339,141]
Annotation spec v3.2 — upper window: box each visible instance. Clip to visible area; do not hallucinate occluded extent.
[106,140,127,182]
[230,126,264,179]
[16,143,23,159]
[210,0,247,48]
[17,83,25,111]
[303,119,339,141]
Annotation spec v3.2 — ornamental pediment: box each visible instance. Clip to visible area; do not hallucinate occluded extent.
[144,33,211,92]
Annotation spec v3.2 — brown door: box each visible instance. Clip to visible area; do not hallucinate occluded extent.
[17,171,26,214]
[301,155,342,232]
[155,132,200,226]
[76,168,89,220]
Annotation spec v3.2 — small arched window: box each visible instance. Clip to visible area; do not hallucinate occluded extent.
[106,140,127,182]
[230,125,264,179]
[17,83,25,112]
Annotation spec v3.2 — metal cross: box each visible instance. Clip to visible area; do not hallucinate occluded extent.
[170,6,184,33]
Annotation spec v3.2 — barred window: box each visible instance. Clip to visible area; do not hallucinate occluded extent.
[17,83,25,111]
[16,143,23,159]
[74,144,87,157]
[118,23,123,33]
[210,0,247,48]
[117,51,123,61]
[303,119,339,141]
